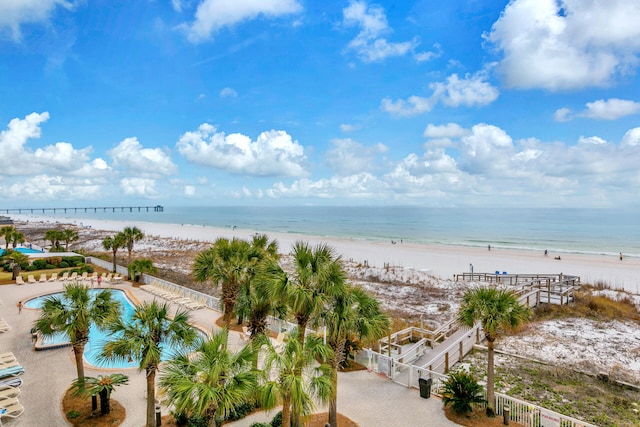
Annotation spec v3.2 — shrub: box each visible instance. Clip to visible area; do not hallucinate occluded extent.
[25,265,37,271]
[171,411,188,427]
[226,401,257,421]
[19,262,28,270]
[46,264,56,269]
[32,259,48,270]
[442,370,486,415]
[270,411,282,427]
[45,256,62,266]
[186,414,208,427]
[62,256,84,267]
[58,262,69,269]
[250,424,271,427]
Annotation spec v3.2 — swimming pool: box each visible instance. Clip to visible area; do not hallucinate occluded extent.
[14,247,44,254]
[26,289,197,369]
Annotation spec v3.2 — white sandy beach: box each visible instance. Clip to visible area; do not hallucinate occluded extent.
[13,213,640,294]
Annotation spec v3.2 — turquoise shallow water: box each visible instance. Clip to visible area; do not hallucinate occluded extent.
[37,206,640,258]
[26,289,191,369]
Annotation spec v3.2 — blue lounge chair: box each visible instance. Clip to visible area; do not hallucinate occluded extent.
[0,366,24,379]
[0,377,21,388]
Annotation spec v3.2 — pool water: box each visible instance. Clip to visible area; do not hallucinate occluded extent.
[26,289,196,369]
[13,247,44,254]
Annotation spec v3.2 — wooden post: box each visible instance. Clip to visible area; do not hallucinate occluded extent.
[459,341,464,360]
[445,352,449,373]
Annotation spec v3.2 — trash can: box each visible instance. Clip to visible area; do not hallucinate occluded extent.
[418,378,432,398]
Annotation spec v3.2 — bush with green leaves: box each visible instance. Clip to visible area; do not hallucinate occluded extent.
[441,370,486,415]
[58,262,69,268]
[250,423,271,427]
[32,259,48,270]
[226,400,257,421]
[270,411,282,427]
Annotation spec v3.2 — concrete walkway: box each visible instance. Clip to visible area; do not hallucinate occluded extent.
[0,279,459,426]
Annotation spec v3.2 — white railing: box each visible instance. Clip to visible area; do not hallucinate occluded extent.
[418,325,480,373]
[495,392,598,427]
[142,275,223,312]
[86,256,128,276]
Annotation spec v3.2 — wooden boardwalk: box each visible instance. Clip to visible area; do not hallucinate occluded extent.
[0,205,164,214]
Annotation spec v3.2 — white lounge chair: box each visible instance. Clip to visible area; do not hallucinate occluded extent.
[112,274,123,284]
[0,353,15,361]
[15,276,24,286]
[27,275,36,284]
[38,274,47,282]
[0,386,20,400]
[0,398,24,419]
[48,273,58,282]
[59,272,69,282]
[69,272,78,282]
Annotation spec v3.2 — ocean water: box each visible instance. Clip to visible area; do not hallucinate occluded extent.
[30,206,640,258]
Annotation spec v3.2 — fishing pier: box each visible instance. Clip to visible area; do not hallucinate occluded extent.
[0,205,164,214]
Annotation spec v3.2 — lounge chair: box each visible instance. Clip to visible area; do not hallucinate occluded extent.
[0,353,15,362]
[69,272,78,281]
[0,378,21,389]
[27,275,36,284]
[48,272,58,281]
[0,322,10,333]
[0,386,20,400]
[0,361,19,370]
[15,276,24,286]
[80,272,88,281]
[60,272,69,282]
[0,398,24,419]
[90,272,98,279]
[39,274,47,282]
[112,274,123,284]
[0,366,24,379]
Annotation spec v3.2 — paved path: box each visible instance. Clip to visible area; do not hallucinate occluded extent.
[0,279,459,426]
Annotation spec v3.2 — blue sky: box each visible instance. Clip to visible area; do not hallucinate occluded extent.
[1,0,639,208]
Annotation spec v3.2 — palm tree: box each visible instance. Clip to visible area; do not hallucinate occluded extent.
[271,241,346,345]
[127,258,157,282]
[0,249,28,280]
[34,284,122,387]
[457,286,531,417]
[260,333,333,427]
[44,229,64,250]
[160,328,256,427]
[101,301,197,427]
[62,228,79,251]
[123,226,144,262]
[245,257,288,338]
[0,226,15,249]
[71,373,129,415]
[10,231,25,249]
[235,234,280,331]
[324,285,390,427]
[192,237,252,326]
[102,232,126,273]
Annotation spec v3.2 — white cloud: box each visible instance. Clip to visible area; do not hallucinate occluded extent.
[622,128,640,147]
[182,0,302,43]
[176,123,308,177]
[487,0,640,90]
[220,87,237,98]
[582,99,640,120]
[578,136,607,145]
[3,175,103,200]
[171,0,183,13]
[120,178,158,197]
[382,72,498,116]
[342,0,418,62]
[184,185,196,196]
[414,44,442,63]
[325,138,387,175]
[339,123,360,133]
[555,99,640,122]
[0,0,74,41]
[110,137,177,176]
[429,73,499,107]
[424,123,469,139]
[380,96,435,116]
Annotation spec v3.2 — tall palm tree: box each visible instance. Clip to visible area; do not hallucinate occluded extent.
[101,301,197,427]
[127,258,157,282]
[235,234,280,331]
[44,229,64,250]
[324,285,390,427]
[160,328,256,427]
[123,226,144,262]
[0,226,15,249]
[62,228,79,251]
[260,334,333,427]
[10,230,25,248]
[34,284,122,387]
[71,373,129,415]
[102,232,126,273]
[457,286,531,417]
[192,237,252,326]
[245,257,288,338]
[0,249,28,280]
[271,241,346,345]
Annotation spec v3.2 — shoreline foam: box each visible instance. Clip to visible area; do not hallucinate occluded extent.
[12,213,640,294]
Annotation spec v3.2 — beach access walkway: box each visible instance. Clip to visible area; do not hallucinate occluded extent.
[0,279,459,426]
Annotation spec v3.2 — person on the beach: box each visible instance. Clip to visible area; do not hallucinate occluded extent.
[98,276,102,287]
[544,249,548,256]
[17,301,23,314]
[620,252,623,261]
[488,244,491,251]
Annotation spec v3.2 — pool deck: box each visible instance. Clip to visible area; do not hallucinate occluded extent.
[0,280,458,426]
